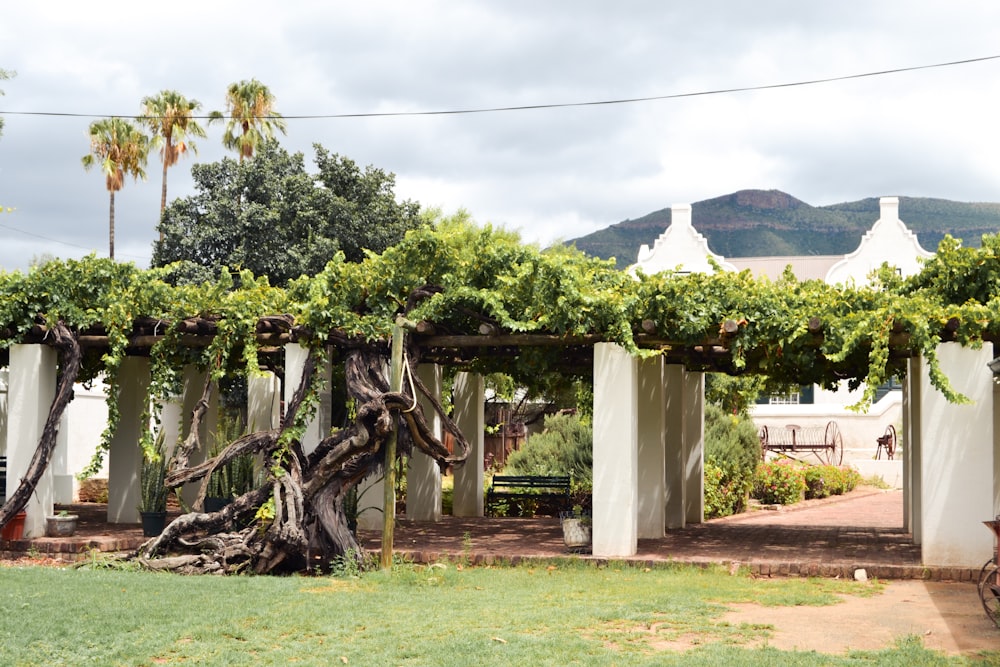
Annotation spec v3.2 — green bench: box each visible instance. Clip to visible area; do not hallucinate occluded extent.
[485,475,571,517]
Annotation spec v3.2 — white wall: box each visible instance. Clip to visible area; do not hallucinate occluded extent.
[917,344,995,566]
[1,373,109,501]
[751,390,902,456]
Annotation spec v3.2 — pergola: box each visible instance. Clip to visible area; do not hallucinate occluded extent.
[0,213,998,570]
[2,311,995,568]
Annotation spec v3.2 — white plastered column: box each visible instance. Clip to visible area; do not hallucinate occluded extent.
[407,364,443,521]
[593,343,639,557]
[7,344,57,537]
[918,343,994,565]
[107,357,150,523]
[52,413,73,503]
[247,372,280,432]
[993,343,1000,518]
[663,364,686,529]
[161,365,218,507]
[904,356,923,540]
[452,372,484,517]
[683,370,705,524]
[284,343,332,455]
[636,355,665,538]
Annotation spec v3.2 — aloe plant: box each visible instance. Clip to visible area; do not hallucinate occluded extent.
[139,435,168,513]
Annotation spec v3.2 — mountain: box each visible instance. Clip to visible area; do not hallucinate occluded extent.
[568,190,1000,269]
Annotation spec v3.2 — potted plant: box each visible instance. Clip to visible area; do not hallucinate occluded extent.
[1,510,27,541]
[45,509,79,537]
[559,504,591,553]
[139,436,169,537]
[205,451,257,512]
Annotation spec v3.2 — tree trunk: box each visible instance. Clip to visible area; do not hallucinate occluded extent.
[159,159,168,242]
[138,344,470,574]
[109,190,115,260]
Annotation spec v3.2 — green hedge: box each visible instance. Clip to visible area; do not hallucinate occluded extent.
[703,405,760,518]
[752,461,862,505]
[752,460,807,505]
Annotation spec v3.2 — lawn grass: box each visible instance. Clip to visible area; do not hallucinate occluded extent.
[0,558,979,666]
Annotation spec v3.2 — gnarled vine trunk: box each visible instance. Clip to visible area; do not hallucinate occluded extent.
[139,343,469,574]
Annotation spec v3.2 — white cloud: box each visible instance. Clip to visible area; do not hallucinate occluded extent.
[3,1,1000,270]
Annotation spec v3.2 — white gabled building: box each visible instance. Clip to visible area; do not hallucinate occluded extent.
[626,195,996,567]
[630,197,933,468]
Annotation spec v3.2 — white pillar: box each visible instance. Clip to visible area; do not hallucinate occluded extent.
[904,357,922,537]
[407,364,443,521]
[993,343,1000,518]
[918,343,994,565]
[284,343,331,455]
[51,411,74,503]
[452,372,484,517]
[0,369,7,460]
[247,372,280,432]
[683,370,705,524]
[663,364,686,529]
[107,357,150,523]
[636,356,665,538]
[593,343,638,557]
[170,365,218,507]
[7,344,57,537]
[355,473,386,531]
[903,358,924,544]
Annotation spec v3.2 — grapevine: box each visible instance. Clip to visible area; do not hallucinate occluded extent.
[0,218,996,571]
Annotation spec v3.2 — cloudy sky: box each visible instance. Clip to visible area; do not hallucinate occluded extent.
[1,2,1000,271]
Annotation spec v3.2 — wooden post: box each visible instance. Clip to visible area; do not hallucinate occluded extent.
[381,320,405,569]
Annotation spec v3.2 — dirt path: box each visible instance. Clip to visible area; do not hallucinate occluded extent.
[723,580,998,656]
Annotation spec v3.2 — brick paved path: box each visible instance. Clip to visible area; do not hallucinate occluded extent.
[368,488,973,580]
[4,488,976,580]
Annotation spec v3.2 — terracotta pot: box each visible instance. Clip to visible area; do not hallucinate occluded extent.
[1,511,26,541]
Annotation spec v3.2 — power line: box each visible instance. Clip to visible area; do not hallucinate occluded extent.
[0,221,149,263]
[1,54,997,121]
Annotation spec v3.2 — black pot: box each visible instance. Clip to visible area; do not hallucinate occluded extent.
[204,497,230,513]
[140,511,167,537]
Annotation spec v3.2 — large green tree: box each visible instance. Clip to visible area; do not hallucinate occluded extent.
[82,118,150,260]
[152,141,423,284]
[139,90,207,219]
[209,79,287,161]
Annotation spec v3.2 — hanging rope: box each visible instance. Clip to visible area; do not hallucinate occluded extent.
[400,352,418,413]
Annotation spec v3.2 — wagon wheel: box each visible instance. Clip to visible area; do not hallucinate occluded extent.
[823,421,844,466]
[978,556,997,595]
[877,424,897,460]
[758,425,769,460]
[979,559,1000,628]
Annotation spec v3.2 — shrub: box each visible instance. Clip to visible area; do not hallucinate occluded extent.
[704,405,760,518]
[497,412,592,517]
[752,460,806,505]
[803,464,864,499]
[841,466,862,493]
[704,461,745,519]
[803,465,833,499]
[503,412,592,488]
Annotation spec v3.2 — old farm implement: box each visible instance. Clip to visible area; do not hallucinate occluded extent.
[758,421,844,465]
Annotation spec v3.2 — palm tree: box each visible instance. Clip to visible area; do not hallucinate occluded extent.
[209,79,287,161]
[82,118,149,260]
[139,90,207,219]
